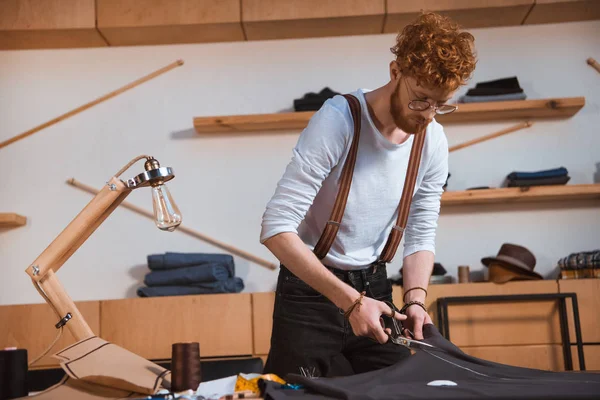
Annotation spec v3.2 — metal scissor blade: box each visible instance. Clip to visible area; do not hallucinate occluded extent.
[389,335,437,350]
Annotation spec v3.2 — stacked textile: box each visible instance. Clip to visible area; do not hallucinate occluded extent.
[459,76,526,103]
[503,166,570,187]
[293,87,340,111]
[137,252,244,297]
[558,250,600,279]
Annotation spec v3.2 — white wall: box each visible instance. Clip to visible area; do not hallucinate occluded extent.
[1,20,599,306]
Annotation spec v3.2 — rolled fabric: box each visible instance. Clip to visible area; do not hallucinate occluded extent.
[507,167,568,180]
[459,92,526,103]
[147,252,234,276]
[144,264,230,286]
[506,175,570,187]
[137,277,244,297]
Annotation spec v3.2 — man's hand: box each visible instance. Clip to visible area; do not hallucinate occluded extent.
[402,305,432,340]
[347,297,407,344]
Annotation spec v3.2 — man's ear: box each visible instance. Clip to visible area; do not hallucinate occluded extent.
[390,60,402,82]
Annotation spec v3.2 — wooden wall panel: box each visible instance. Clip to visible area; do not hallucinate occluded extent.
[572,345,600,372]
[384,0,534,33]
[100,293,253,360]
[242,0,385,40]
[252,292,275,355]
[0,0,106,49]
[524,0,600,25]
[461,344,566,371]
[393,281,561,347]
[0,301,100,368]
[558,279,600,343]
[96,0,244,46]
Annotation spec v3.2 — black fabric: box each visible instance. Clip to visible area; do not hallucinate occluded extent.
[466,76,523,97]
[263,324,600,400]
[294,88,341,112]
[263,264,410,379]
[0,349,28,400]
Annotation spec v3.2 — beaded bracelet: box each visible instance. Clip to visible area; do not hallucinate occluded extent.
[400,300,427,315]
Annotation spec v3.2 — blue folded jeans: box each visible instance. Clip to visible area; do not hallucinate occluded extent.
[147,252,234,276]
[144,264,231,286]
[137,277,244,297]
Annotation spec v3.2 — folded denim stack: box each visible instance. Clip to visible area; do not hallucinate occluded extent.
[137,252,244,298]
[503,166,570,187]
[459,76,527,103]
[558,250,600,280]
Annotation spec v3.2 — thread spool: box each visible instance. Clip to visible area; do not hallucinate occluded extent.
[171,342,202,392]
[458,266,470,283]
[0,348,28,400]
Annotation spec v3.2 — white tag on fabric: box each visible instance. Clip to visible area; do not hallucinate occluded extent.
[427,380,458,387]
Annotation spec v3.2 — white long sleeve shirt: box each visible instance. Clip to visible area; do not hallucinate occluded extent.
[260,89,449,270]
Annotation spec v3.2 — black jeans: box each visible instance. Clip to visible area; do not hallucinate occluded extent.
[263,263,410,378]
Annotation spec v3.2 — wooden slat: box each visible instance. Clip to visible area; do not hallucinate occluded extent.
[0,0,106,50]
[436,97,585,123]
[0,301,100,368]
[524,0,600,25]
[252,292,275,355]
[96,0,244,46]
[0,213,27,227]
[393,281,562,347]
[242,0,385,40]
[461,344,566,371]
[100,294,253,360]
[441,184,600,206]
[572,345,600,372]
[384,0,534,32]
[558,279,600,343]
[193,97,585,133]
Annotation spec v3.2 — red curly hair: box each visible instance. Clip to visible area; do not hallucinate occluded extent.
[391,12,477,91]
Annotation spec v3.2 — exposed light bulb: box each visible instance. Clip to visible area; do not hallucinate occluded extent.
[151,184,182,231]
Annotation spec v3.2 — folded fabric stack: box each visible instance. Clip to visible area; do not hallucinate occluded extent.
[459,76,526,103]
[293,87,340,111]
[503,166,570,187]
[558,250,600,280]
[137,252,244,298]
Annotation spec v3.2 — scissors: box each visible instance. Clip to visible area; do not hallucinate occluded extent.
[382,301,437,351]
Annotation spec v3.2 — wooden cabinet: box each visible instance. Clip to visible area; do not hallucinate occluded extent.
[524,0,600,25]
[0,301,100,367]
[100,293,253,360]
[393,281,562,347]
[559,279,600,343]
[96,0,244,46]
[252,292,275,355]
[242,0,385,40]
[383,0,535,33]
[0,0,107,49]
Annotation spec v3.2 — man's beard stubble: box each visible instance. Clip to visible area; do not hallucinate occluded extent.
[390,84,427,135]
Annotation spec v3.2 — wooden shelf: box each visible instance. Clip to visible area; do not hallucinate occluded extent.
[441,184,600,206]
[193,97,585,133]
[0,213,27,228]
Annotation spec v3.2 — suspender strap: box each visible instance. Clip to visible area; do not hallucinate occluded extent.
[313,94,427,264]
[379,126,427,263]
[313,94,361,260]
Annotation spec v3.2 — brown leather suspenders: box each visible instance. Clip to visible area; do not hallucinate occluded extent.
[313,94,427,264]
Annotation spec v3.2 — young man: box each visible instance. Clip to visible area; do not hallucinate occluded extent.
[260,12,477,378]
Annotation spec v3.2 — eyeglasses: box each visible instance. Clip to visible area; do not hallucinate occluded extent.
[404,78,458,115]
[408,100,457,115]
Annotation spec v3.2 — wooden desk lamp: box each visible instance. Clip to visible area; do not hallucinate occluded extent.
[24,155,182,342]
